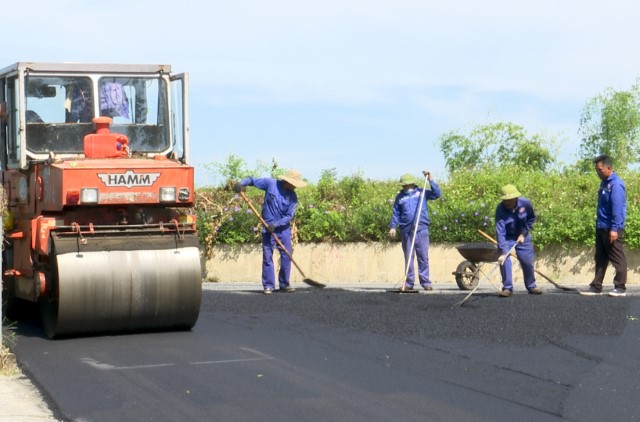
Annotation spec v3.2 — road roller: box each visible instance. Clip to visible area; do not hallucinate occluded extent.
[0,62,202,338]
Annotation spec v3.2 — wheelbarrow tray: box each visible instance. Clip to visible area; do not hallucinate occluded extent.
[456,242,501,263]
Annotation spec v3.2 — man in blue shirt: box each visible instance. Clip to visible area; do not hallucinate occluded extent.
[580,155,627,297]
[389,171,442,290]
[235,170,307,295]
[495,184,541,297]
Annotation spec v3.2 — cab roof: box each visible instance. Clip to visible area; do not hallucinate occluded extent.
[0,62,172,76]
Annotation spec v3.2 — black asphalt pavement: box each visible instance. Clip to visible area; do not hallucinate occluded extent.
[10,283,640,421]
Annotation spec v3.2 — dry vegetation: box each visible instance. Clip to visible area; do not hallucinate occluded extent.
[0,186,17,375]
[0,344,18,376]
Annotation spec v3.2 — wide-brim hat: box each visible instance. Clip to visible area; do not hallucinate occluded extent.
[399,173,419,186]
[500,184,521,200]
[279,169,307,188]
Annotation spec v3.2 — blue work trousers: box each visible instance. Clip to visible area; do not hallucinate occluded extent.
[261,229,292,290]
[500,237,537,291]
[401,228,431,288]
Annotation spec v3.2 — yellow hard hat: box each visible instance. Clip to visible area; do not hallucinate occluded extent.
[500,184,521,200]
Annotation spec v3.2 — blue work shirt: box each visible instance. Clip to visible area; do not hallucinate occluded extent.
[495,197,536,254]
[390,181,442,232]
[596,171,626,232]
[240,177,298,231]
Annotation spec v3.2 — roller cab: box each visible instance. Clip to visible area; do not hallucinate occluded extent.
[0,62,202,338]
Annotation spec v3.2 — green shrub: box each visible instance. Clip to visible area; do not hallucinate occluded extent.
[195,166,640,255]
[295,172,395,242]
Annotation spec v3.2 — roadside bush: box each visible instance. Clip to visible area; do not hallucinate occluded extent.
[195,166,640,255]
[195,188,262,257]
[295,171,395,242]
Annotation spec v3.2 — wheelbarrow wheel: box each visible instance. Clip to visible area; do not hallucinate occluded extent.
[454,260,480,291]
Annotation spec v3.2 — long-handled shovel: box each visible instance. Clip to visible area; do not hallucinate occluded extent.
[453,242,517,307]
[239,191,325,288]
[399,173,430,293]
[477,229,576,292]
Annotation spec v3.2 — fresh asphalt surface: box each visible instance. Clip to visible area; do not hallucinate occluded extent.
[10,282,640,422]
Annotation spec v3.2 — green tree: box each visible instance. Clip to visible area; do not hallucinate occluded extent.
[438,121,557,173]
[578,79,640,171]
[202,155,283,187]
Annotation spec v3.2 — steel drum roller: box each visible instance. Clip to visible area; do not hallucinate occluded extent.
[40,241,202,338]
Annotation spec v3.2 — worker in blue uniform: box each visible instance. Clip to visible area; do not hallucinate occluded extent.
[389,171,442,290]
[235,170,307,295]
[495,184,541,297]
[580,154,628,297]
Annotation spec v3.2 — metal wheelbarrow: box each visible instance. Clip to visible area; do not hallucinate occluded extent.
[452,242,501,290]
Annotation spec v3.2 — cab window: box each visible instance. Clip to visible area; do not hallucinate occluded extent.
[98,77,169,152]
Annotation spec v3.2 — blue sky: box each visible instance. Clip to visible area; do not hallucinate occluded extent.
[3,0,640,185]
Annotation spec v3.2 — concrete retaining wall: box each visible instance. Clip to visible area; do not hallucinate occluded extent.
[204,242,639,286]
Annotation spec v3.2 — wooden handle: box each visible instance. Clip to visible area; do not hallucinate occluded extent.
[477,229,496,244]
[239,191,308,278]
[477,229,516,258]
[240,191,270,230]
